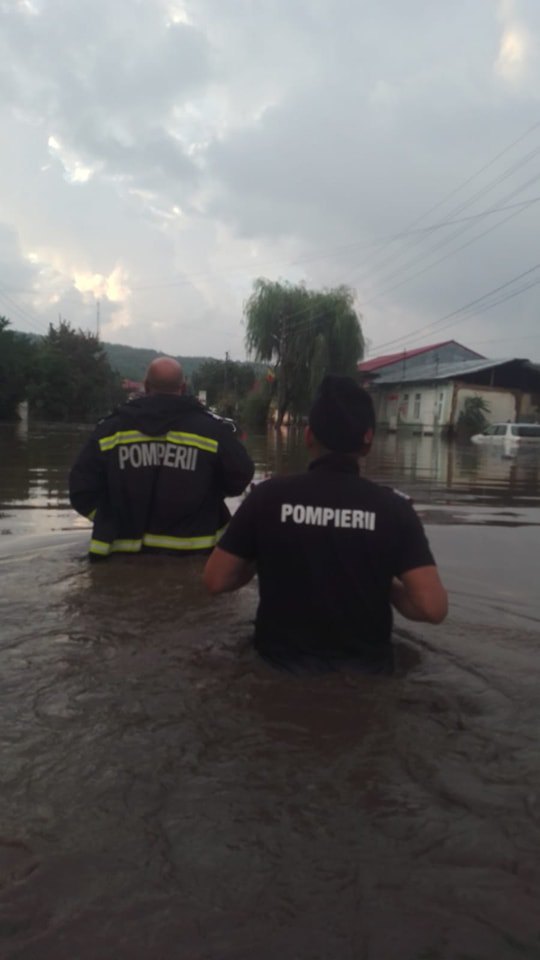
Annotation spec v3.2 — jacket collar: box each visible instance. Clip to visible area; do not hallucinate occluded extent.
[308,452,360,475]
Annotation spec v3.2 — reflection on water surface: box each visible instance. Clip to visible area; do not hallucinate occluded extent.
[2,422,540,538]
[0,422,539,959]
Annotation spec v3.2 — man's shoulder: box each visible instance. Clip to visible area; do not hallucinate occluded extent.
[248,472,411,500]
[357,476,416,515]
[250,471,309,497]
[360,476,412,501]
[92,406,127,436]
[176,404,242,440]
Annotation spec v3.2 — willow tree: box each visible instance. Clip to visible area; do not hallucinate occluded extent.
[244,279,364,427]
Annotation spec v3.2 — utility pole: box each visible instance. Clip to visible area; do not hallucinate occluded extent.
[96,299,101,340]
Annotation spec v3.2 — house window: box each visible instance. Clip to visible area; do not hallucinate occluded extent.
[401,393,409,417]
[437,392,444,420]
[413,393,421,418]
[385,393,398,419]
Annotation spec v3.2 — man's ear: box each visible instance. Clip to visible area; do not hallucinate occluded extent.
[304,425,317,449]
[359,427,374,456]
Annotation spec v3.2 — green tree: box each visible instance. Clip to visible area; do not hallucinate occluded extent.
[0,317,37,420]
[457,395,491,436]
[239,377,274,430]
[244,279,364,427]
[30,320,123,421]
[192,358,257,417]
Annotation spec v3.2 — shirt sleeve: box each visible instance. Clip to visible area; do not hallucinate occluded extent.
[69,432,106,518]
[215,425,255,496]
[218,487,259,560]
[392,500,436,576]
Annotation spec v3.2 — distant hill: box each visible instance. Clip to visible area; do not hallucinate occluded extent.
[102,342,215,382]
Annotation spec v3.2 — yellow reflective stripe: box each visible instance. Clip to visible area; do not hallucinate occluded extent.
[99,430,144,450]
[87,509,97,521]
[99,430,217,453]
[110,539,143,553]
[89,538,113,556]
[89,538,142,555]
[89,528,225,556]
[142,526,226,551]
[166,431,217,452]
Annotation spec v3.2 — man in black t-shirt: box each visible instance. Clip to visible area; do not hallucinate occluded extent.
[204,376,447,671]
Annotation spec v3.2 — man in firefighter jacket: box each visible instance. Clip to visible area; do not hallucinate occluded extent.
[69,357,255,559]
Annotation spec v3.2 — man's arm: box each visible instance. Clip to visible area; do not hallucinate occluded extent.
[204,484,259,592]
[391,566,448,624]
[204,546,256,594]
[69,434,106,518]
[216,428,255,496]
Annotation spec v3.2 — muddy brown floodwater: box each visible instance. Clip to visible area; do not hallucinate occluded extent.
[1,422,540,960]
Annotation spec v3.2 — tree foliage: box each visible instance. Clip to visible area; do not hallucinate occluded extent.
[0,317,36,419]
[102,342,212,382]
[239,378,274,431]
[244,279,364,426]
[0,317,123,422]
[29,321,123,421]
[457,395,491,436]
[192,358,257,416]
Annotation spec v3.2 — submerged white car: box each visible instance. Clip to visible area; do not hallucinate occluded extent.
[471,422,540,444]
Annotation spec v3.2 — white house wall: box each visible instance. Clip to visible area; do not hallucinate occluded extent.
[370,381,523,431]
[518,392,540,419]
[454,385,516,424]
[373,383,453,432]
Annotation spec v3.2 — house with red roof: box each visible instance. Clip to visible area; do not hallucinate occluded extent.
[358,340,484,380]
[358,340,540,434]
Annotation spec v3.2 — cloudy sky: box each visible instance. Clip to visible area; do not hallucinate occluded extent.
[1,0,540,361]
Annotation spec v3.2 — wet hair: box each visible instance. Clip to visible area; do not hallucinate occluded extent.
[308,375,375,453]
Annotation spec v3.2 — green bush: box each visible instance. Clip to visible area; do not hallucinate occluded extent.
[457,395,490,436]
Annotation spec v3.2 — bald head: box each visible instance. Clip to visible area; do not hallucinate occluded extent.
[144,357,185,395]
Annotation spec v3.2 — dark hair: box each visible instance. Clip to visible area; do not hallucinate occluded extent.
[308,375,375,453]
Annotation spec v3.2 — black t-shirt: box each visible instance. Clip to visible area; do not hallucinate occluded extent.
[218,453,435,667]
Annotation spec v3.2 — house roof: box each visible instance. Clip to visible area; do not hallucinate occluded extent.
[358,340,484,374]
[373,357,524,385]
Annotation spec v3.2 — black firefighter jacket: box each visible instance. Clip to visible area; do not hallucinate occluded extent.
[69,393,255,558]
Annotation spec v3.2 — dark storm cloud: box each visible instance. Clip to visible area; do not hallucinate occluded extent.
[1,0,540,357]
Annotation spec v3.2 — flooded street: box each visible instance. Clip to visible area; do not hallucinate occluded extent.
[1,423,540,959]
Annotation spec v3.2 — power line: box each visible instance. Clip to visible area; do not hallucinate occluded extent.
[370,268,540,353]
[273,194,540,342]
[468,333,540,345]
[387,119,540,232]
[4,121,540,355]
[364,189,540,314]
[401,277,540,347]
[346,132,540,291]
[128,194,540,293]
[77,119,540,302]
[249,125,540,339]
[369,262,540,354]
[0,288,51,337]
[247,193,540,347]
[358,169,540,306]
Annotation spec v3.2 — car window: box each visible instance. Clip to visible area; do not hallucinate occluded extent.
[484,425,497,435]
[516,425,540,438]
